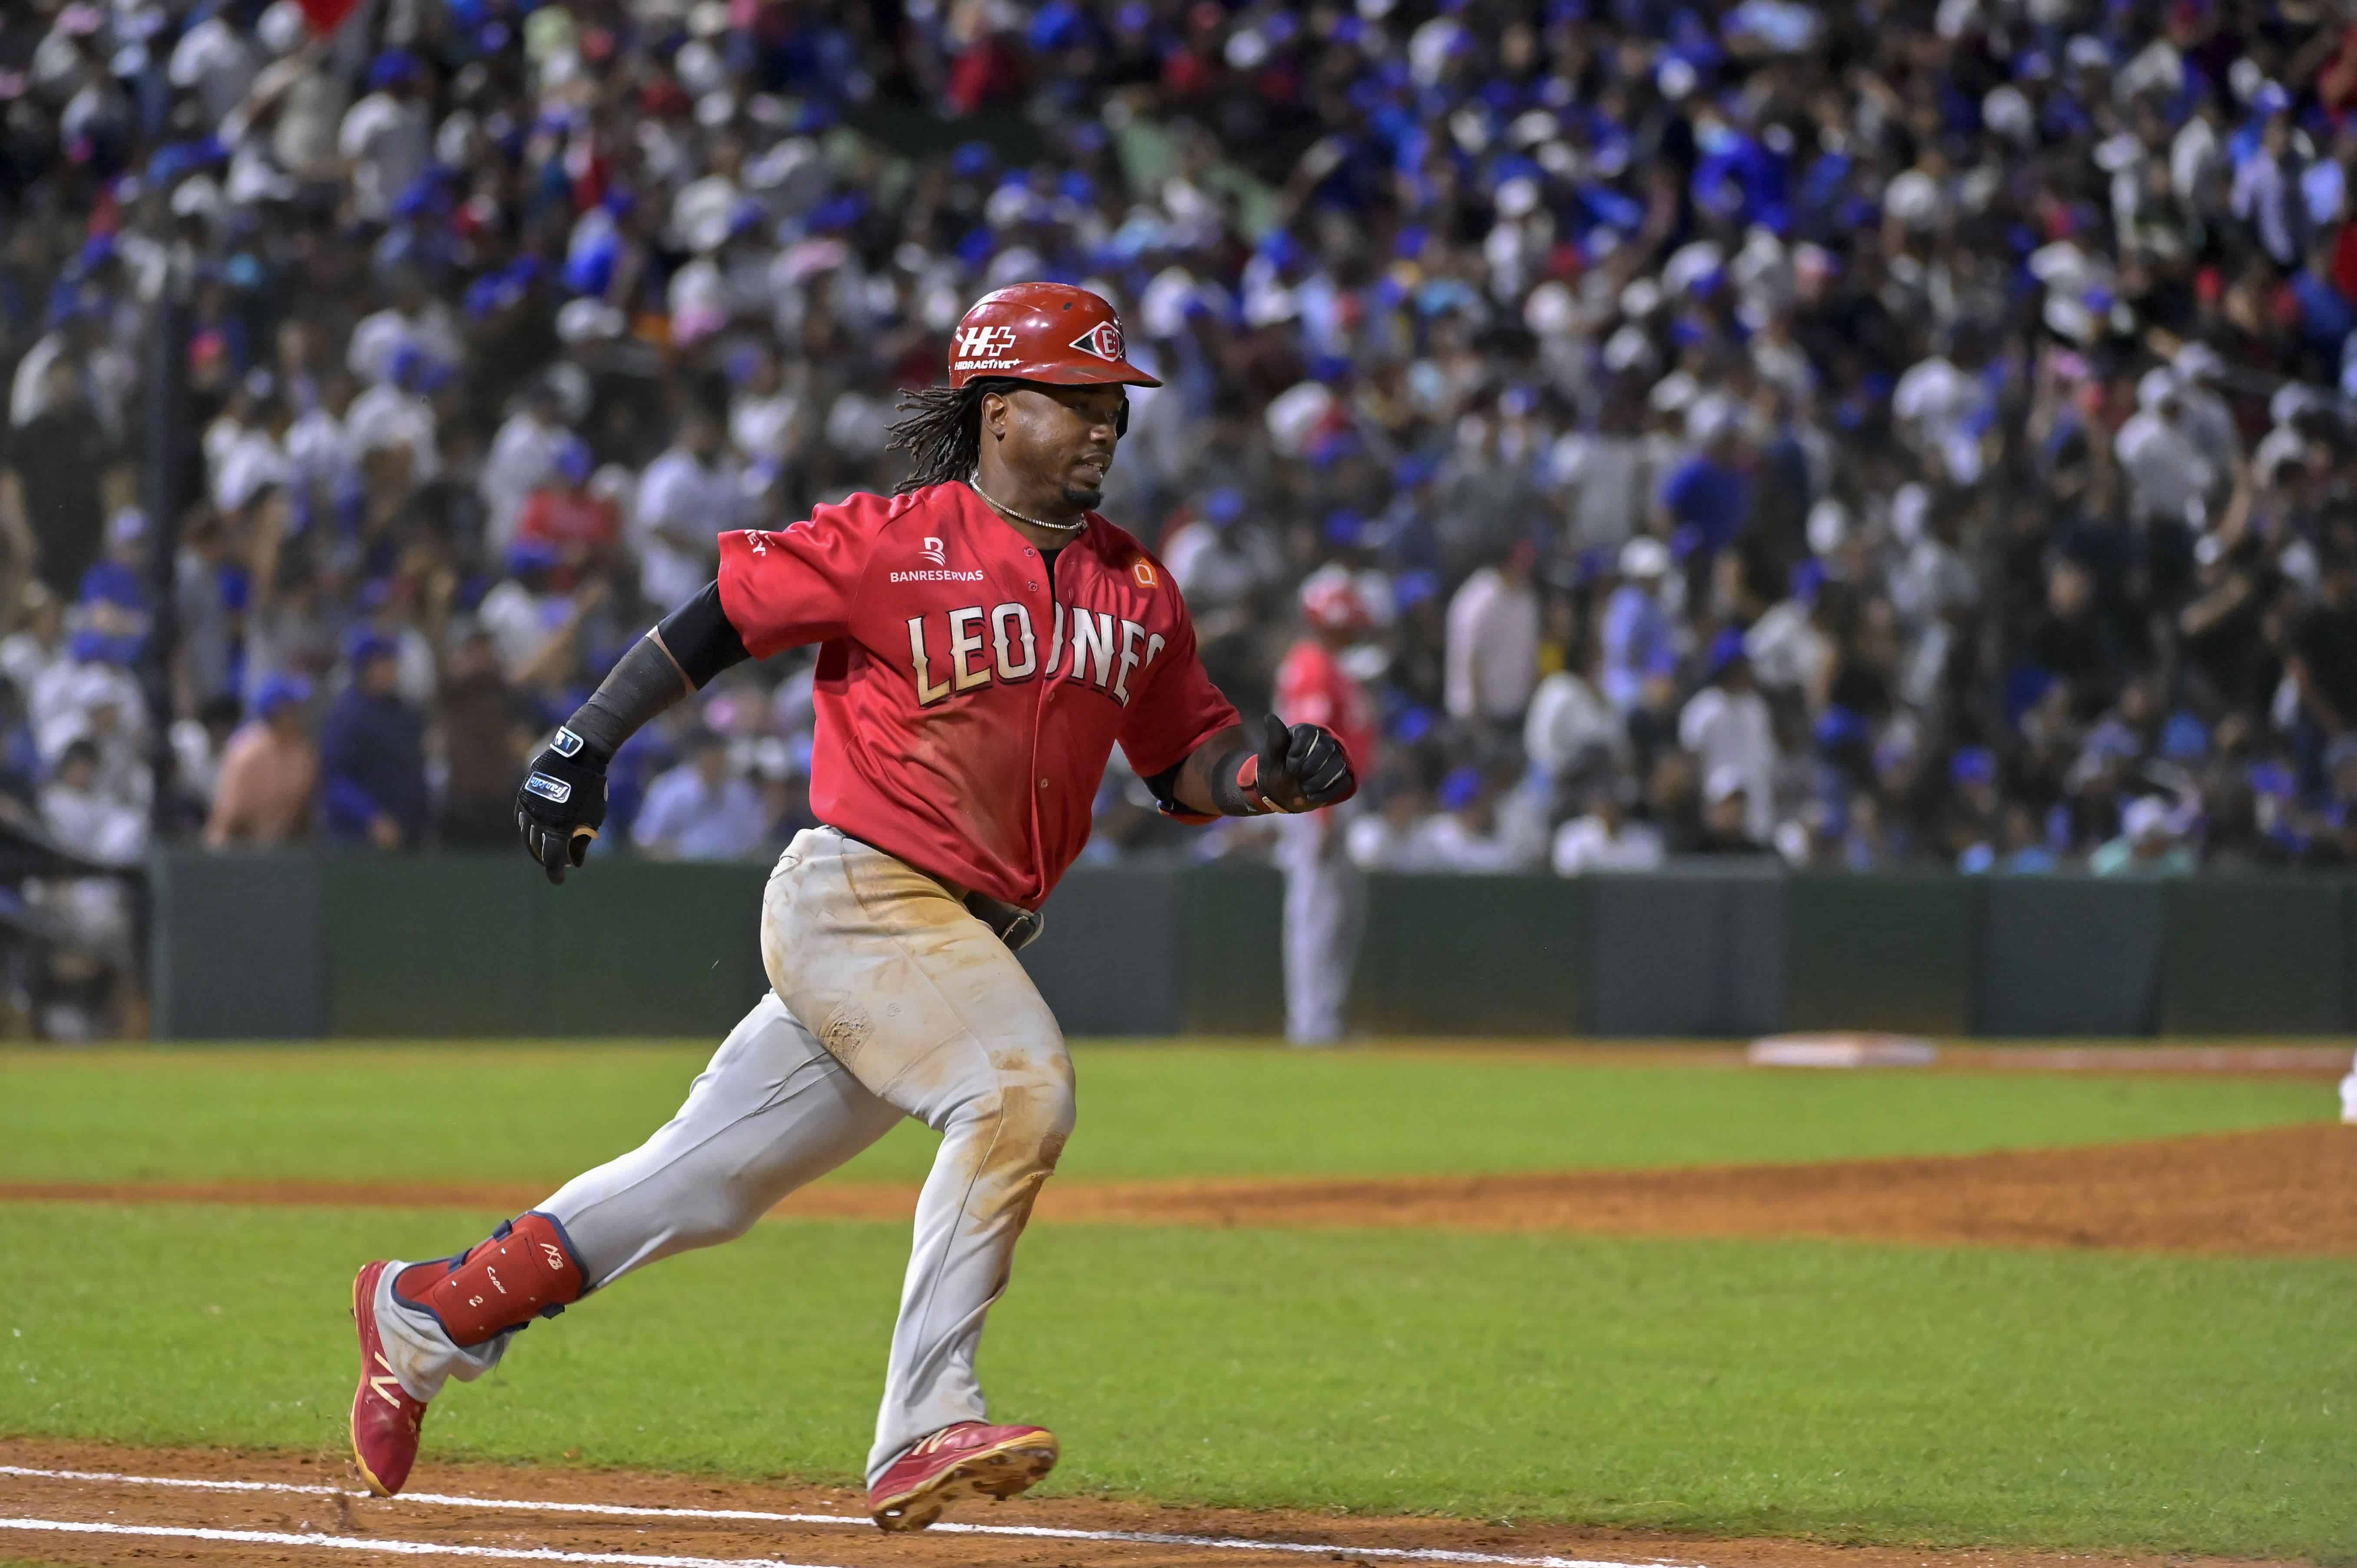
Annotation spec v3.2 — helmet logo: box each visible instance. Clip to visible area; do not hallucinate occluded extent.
[953,324,1021,372]
[1069,320,1125,362]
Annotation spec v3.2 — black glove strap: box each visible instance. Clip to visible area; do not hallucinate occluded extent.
[1205,738,1269,816]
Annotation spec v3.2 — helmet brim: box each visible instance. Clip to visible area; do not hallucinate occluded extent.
[956,359,1161,390]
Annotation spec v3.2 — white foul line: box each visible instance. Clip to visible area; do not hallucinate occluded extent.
[0,1464,1687,1568]
[0,1515,832,1567]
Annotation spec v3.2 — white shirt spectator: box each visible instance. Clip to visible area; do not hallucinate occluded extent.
[347,305,464,386]
[345,381,440,481]
[635,446,741,610]
[1679,681,1777,842]
[1746,597,1833,702]
[1523,669,1628,783]
[33,661,150,793]
[212,427,292,515]
[477,579,572,681]
[1549,430,1648,552]
[1551,812,1667,875]
[285,403,357,511]
[481,408,569,552]
[1443,566,1540,724]
[1400,810,1535,873]
[633,760,766,860]
[730,388,801,465]
[339,91,430,224]
[0,622,65,707]
[42,770,149,866]
[2232,138,2308,267]
[10,333,135,434]
[2114,406,2216,524]
[167,17,260,125]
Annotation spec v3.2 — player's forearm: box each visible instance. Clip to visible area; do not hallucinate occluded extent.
[1168,722,1250,817]
[562,583,751,763]
[562,631,694,764]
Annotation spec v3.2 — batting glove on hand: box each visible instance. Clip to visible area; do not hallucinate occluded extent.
[1248,712,1358,813]
[516,727,607,885]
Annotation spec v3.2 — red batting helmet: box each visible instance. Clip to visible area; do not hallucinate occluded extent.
[947,283,1161,389]
[1298,564,1373,634]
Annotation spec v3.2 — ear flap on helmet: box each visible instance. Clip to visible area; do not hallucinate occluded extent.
[1116,395,1131,438]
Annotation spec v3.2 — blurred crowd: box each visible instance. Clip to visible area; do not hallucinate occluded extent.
[4,0,2357,997]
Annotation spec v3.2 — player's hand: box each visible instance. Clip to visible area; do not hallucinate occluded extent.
[515,728,607,885]
[1251,712,1356,813]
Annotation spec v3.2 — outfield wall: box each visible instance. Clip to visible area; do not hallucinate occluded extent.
[155,850,2357,1040]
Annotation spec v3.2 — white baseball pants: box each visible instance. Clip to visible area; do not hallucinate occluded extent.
[372,827,1076,1483]
[1276,811,1365,1046]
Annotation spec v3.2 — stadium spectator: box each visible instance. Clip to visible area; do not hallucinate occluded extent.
[633,731,765,862]
[206,675,318,848]
[0,0,2349,884]
[437,625,531,851]
[1443,540,1541,733]
[1678,634,1778,846]
[321,635,427,850]
[1551,786,1666,877]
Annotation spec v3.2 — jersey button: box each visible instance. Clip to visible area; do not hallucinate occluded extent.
[1024,548,1037,557]
[1028,581,1038,591]
[1038,777,1049,789]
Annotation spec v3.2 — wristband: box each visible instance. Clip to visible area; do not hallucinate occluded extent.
[1207,743,1273,817]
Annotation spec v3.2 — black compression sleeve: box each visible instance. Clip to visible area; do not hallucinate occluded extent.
[564,636,691,764]
[655,580,751,686]
[564,582,751,763]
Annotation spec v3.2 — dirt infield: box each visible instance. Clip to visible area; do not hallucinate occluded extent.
[0,1437,2321,1568]
[4,1123,2351,1257]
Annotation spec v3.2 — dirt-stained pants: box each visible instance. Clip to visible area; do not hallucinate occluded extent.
[371,827,1076,1483]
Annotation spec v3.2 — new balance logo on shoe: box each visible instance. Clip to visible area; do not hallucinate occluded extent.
[369,1353,405,1411]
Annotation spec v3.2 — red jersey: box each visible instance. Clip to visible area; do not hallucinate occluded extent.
[717,482,1239,906]
[515,487,622,556]
[1275,637,1377,800]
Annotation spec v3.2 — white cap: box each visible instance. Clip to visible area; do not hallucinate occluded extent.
[2173,341,2225,382]
[1619,536,1671,579]
[2122,796,2172,841]
[555,298,626,343]
[1806,498,1849,556]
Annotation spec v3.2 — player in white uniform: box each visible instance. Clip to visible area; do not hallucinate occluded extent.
[1272,567,1380,1046]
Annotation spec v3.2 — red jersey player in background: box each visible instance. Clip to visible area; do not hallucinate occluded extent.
[1273,566,1381,1045]
[343,285,1356,1532]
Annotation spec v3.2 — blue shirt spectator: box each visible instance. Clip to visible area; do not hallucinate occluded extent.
[321,635,428,849]
[632,735,765,860]
[1599,537,1679,713]
[1658,438,1751,556]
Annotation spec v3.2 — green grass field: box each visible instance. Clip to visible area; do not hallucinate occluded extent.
[3,1043,2350,1561]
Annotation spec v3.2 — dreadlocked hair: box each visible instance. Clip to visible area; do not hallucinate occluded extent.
[887,380,1020,494]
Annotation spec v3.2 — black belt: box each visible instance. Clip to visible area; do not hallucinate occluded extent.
[827,828,1046,953]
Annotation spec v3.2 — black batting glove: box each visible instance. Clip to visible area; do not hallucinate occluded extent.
[1248,712,1358,813]
[516,726,608,885]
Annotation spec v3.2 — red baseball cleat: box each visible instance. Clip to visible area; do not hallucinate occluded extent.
[867,1421,1060,1532]
[348,1261,429,1497]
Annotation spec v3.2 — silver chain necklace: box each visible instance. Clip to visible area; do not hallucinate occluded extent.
[969,472,1087,534]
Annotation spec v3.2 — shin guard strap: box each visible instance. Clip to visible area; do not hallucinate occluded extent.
[395,1212,584,1348]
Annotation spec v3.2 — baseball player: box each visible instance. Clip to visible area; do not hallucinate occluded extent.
[1272,567,1379,1045]
[344,283,1356,1533]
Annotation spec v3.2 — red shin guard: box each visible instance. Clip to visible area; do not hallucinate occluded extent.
[394,1212,584,1348]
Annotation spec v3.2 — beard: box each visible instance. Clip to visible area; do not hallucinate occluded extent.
[1059,479,1105,511]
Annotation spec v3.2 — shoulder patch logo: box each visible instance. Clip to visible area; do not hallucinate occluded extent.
[919,536,946,567]
[1070,319,1125,362]
[1132,560,1158,589]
